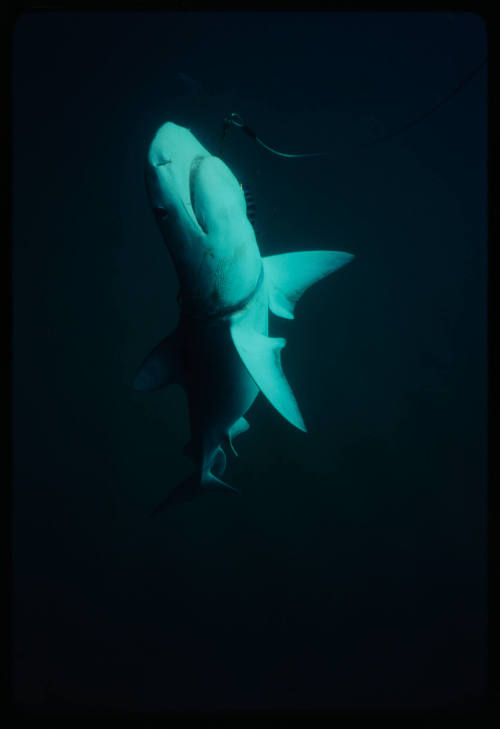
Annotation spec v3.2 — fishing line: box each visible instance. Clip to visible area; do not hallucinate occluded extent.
[219,112,326,160]
[219,56,487,161]
[360,55,487,150]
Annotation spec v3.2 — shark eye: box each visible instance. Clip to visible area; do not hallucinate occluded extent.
[153,206,169,221]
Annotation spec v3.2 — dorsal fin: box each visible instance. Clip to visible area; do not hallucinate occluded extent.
[230,322,306,432]
[263,250,354,320]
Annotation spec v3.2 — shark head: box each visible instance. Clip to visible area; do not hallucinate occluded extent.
[145,122,208,237]
[145,121,262,313]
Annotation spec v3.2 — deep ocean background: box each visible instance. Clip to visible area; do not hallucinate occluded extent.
[12,11,487,714]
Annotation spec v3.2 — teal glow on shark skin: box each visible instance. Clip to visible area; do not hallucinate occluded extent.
[135,122,354,510]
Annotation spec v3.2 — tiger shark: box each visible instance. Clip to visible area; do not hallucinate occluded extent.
[134,121,354,510]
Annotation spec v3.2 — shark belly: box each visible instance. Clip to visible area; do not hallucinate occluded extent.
[181,275,269,477]
[183,317,258,473]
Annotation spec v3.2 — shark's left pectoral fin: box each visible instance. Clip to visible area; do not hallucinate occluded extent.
[230,323,306,433]
[133,328,182,391]
[264,250,354,320]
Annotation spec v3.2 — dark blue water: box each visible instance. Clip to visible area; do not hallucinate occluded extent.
[12,11,487,715]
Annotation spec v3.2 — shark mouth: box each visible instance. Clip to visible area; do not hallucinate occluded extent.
[189,155,208,234]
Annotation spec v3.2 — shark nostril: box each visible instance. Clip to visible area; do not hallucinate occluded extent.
[156,159,172,167]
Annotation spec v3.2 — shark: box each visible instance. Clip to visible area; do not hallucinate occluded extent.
[134,121,354,510]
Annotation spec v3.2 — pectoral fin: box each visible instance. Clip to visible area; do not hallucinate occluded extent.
[264,250,354,320]
[133,328,183,391]
[230,323,306,432]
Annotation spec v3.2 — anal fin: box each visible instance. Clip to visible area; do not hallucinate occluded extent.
[212,446,227,476]
[150,471,238,514]
[227,417,250,456]
[184,442,227,478]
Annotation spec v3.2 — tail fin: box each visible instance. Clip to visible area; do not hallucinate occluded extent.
[150,471,238,515]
